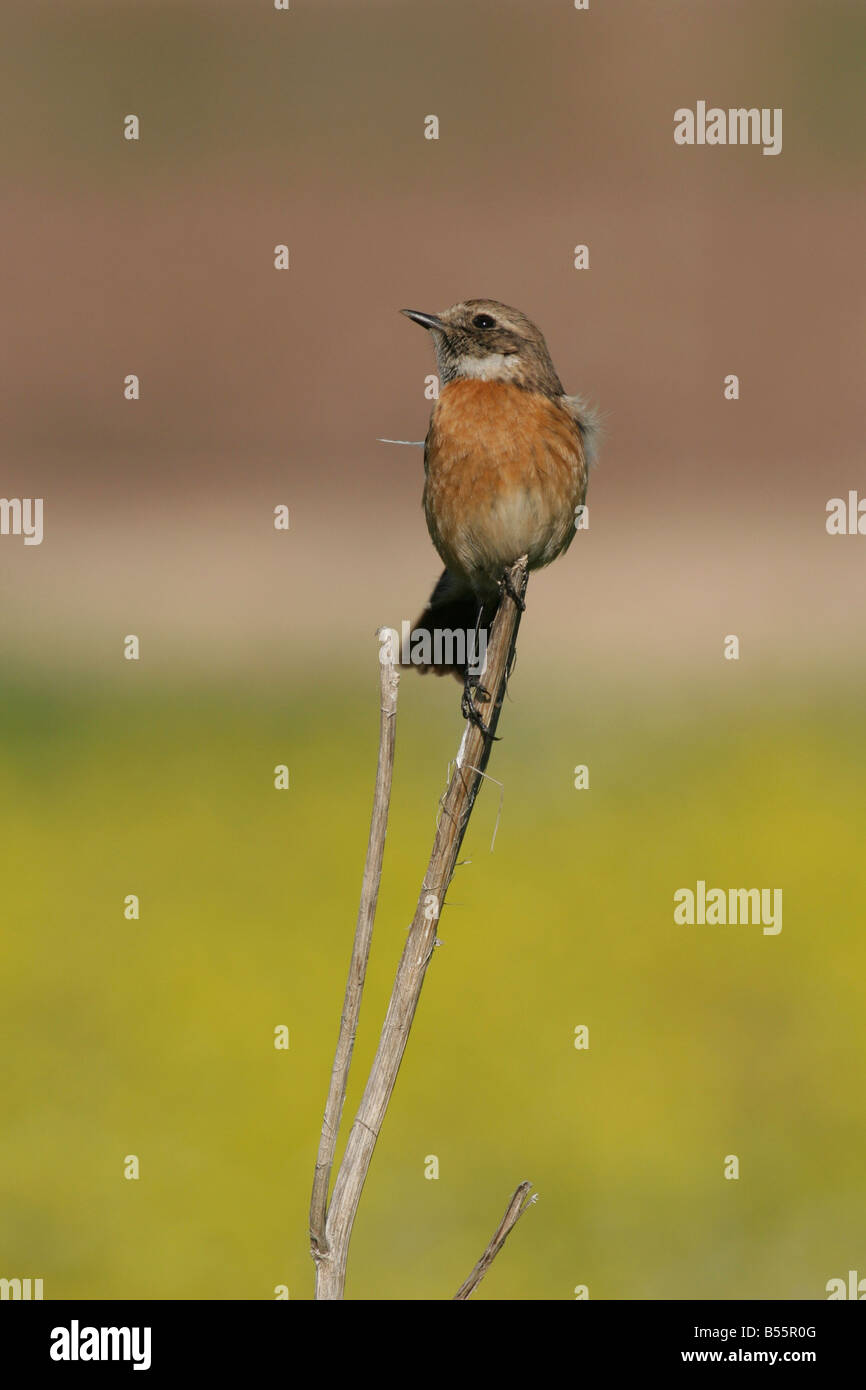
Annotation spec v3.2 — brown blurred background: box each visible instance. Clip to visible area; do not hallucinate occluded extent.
[2,0,864,679]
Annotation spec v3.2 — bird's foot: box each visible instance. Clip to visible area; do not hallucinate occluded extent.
[499,569,527,612]
[465,677,491,704]
[461,678,498,738]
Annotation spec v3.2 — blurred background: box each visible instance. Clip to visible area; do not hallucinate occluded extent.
[1,0,865,1300]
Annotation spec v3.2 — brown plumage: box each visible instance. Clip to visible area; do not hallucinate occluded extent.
[403,299,599,678]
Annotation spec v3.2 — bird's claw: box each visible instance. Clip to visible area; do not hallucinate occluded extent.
[461,683,499,738]
[499,570,526,612]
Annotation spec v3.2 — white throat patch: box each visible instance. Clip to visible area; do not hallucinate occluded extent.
[456,352,521,382]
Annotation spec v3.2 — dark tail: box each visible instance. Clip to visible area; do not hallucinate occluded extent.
[407,569,490,680]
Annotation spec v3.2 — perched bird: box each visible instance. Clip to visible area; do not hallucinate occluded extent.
[403,299,599,684]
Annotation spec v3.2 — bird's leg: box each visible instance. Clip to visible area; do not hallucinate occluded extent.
[499,568,526,612]
[464,605,491,704]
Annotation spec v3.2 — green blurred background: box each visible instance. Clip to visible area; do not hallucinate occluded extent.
[1,0,865,1299]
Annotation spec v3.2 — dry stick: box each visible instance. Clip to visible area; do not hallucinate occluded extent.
[309,628,400,1257]
[313,557,530,1301]
[453,1180,537,1301]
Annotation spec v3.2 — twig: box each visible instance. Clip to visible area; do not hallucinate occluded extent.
[453,1181,537,1301]
[313,558,530,1300]
[309,628,400,1257]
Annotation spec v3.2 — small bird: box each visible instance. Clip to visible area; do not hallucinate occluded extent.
[403,299,599,690]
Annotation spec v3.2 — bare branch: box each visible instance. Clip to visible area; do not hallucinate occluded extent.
[309,628,400,1257]
[453,1181,537,1301]
[314,559,530,1300]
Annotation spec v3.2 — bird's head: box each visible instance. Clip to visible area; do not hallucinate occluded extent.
[402,299,563,395]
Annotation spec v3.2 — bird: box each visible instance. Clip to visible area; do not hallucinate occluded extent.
[402,298,599,699]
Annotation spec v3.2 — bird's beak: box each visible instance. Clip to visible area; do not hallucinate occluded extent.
[401,309,446,332]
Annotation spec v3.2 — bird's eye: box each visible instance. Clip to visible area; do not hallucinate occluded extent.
[472,313,496,329]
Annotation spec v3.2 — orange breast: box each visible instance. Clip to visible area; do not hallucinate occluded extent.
[423,379,587,588]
